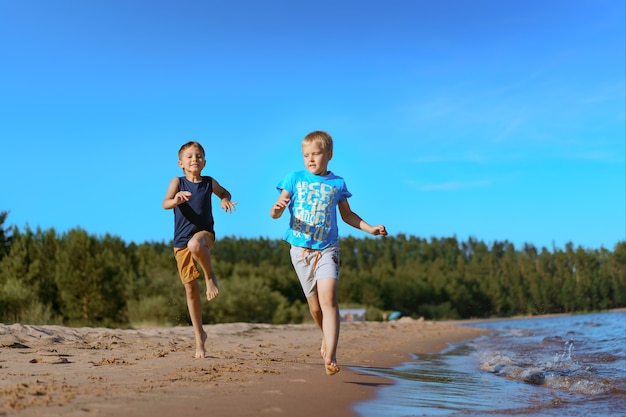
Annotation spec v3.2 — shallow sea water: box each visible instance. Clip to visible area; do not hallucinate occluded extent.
[353,311,626,417]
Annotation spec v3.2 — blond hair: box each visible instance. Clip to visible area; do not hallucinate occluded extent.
[178,141,205,159]
[302,131,333,153]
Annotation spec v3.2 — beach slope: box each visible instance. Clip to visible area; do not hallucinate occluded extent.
[0,318,487,417]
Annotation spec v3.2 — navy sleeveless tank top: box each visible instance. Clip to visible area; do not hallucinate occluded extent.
[173,176,214,248]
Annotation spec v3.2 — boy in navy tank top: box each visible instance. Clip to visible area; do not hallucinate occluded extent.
[270,131,387,375]
[163,141,237,358]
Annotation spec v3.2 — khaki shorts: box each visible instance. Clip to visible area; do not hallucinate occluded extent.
[290,245,340,298]
[174,230,215,284]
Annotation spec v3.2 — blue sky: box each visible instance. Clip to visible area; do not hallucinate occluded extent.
[1,0,624,251]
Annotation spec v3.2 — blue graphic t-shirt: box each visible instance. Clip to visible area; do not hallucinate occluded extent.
[277,170,352,249]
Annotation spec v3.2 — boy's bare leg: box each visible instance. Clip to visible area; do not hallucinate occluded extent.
[306,294,325,357]
[310,278,341,375]
[184,279,207,358]
[188,232,219,301]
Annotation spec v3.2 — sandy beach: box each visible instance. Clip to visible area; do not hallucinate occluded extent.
[0,318,488,417]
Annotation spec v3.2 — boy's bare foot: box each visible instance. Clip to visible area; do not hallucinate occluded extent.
[321,339,339,375]
[325,362,340,376]
[195,329,208,359]
[206,276,219,301]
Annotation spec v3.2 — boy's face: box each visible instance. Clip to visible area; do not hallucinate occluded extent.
[178,146,206,175]
[302,141,332,176]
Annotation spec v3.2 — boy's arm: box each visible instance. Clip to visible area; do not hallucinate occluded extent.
[162,177,190,210]
[338,199,387,236]
[212,178,237,213]
[270,189,291,219]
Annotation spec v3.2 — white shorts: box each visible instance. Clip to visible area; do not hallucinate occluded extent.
[290,245,340,298]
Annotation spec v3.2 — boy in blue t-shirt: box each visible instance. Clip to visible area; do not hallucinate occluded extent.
[163,141,237,358]
[270,131,387,375]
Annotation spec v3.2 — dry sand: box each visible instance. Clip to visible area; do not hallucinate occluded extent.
[0,318,488,417]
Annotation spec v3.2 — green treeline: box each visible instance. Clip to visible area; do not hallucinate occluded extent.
[0,211,624,328]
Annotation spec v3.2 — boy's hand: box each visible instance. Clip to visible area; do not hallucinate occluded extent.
[174,191,192,205]
[221,199,238,213]
[270,196,290,218]
[274,196,290,210]
[371,225,388,237]
[274,197,291,211]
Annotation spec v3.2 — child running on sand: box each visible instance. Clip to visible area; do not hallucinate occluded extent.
[163,141,237,358]
[270,131,387,375]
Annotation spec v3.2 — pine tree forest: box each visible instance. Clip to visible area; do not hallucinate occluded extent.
[0,211,624,328]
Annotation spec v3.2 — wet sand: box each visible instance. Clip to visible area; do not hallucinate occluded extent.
[0,318,488,417]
